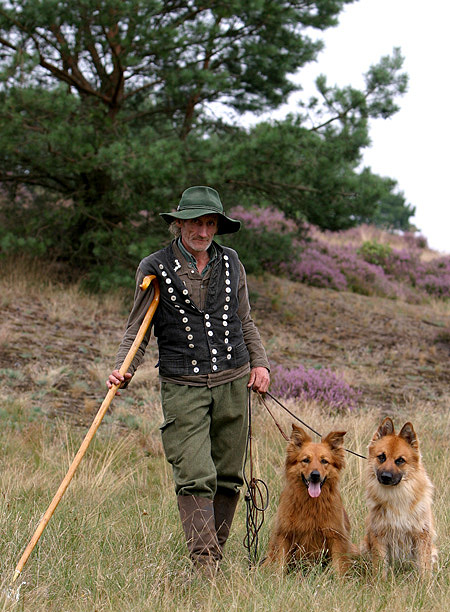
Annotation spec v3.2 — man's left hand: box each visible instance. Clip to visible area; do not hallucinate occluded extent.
[247,367,270,393]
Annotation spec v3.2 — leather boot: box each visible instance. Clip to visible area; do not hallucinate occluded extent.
[214,490,240,552]
[177,495,222,577]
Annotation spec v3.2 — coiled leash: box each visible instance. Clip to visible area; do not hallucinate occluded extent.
[243,389,269,568]
[258,391,367,460]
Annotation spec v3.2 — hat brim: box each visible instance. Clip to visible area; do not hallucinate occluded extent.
[159,209,241,235]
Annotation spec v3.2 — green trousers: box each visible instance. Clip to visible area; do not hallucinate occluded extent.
[159,375,249,499]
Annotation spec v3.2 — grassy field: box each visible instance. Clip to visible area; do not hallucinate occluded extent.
[0,256,449,611]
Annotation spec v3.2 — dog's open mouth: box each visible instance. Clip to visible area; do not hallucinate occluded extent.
[302,473,326,498]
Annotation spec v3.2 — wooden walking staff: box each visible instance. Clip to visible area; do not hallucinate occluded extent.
[10,275,160,586]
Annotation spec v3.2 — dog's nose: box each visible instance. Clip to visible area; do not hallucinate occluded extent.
[309,470,321,483]
[378,470,404,486]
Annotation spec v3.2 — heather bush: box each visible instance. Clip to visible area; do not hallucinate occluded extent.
[283,243,348,290]
[225,204,449,301]
[224,205,301,275]
[415,255,450,298]
[270,364,361,412]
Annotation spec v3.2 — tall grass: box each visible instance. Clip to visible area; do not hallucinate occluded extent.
[0,400,448,611]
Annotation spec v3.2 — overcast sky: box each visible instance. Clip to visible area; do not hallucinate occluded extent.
[222,0,450,254]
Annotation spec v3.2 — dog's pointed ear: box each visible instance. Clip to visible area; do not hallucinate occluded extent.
[398,422,418,449]
[290,424,311,447]
[373,417,395,440]
[323,431,346,450]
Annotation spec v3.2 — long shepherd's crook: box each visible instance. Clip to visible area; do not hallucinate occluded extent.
[10,275,160,587]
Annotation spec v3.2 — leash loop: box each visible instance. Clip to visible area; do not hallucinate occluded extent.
[243,389,269,568]
[259,391,367,460]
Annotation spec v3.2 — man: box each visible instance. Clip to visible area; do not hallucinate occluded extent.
[107,186,270,576]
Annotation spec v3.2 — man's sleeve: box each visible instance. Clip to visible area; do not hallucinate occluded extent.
[114,266,155,378]
[237,262,270,371]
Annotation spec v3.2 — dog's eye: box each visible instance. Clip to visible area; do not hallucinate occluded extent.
[320,459,328,465]
[377,453,386,463]
[302,458,310,464]
[395,457,405,465]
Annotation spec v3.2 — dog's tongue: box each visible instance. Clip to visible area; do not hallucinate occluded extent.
[308,482,321,498]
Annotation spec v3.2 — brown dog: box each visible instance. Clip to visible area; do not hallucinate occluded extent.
[362,417,438,577]
[263,424,357,575]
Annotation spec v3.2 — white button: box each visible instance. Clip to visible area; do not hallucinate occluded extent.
[208,331,213,337]
[226,288,231,293]
[205,314,210,320]
[180,310,185,314]
[171,296,176,301]
[223,321,228,327]
[222,314,228,319]
[225,279,230,285]
[226,354,231,360]
[212,365,218,371]
[185,326,191,331]
[187,334,193,340]
[168,287,174,293]
[212,357,217,363]
[162,271,167,276]
[227,346,232,351]
[224,338,229,344]
[225,330,229,336]
[206,322,211,327]
[194,367,199,373]
[192,360,197,365]
[224,305,229,311]
[182,317,188,323]
[226,271,230,276]
[212,349,217,355]
[165,278,171,284]
[185,299,190,304]
[189,343,194,348]
[224,255,229,260]
[183,289,188,295]
[159,264,164,269]
[226,296,230,302]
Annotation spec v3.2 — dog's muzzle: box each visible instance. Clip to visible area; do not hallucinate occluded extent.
[302,471,326,498]
[377,470,403,486]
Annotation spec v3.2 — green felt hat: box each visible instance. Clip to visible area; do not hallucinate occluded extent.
[160,186,241,235]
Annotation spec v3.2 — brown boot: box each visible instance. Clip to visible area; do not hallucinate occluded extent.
[177,495,222,577]
[213,490,240,552]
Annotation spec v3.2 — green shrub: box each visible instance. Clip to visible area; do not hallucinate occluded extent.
[357,240,392,267]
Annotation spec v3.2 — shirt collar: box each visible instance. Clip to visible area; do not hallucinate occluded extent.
[177,238,217,275]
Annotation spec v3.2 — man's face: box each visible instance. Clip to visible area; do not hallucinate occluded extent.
[177,214,219,256]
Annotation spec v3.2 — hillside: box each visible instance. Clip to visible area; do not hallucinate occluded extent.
[1,258,448,438]
[1,255,449,612]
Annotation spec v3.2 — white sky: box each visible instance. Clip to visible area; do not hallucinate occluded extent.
[222,0,450,254]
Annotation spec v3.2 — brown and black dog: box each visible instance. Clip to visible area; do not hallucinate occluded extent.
[263,424,357,575]
[362,417,438,577]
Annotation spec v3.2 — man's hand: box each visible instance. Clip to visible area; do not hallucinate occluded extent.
[247,366,270,393]
[106,369,132,396]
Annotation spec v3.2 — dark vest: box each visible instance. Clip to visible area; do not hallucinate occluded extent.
[140,242,250,377]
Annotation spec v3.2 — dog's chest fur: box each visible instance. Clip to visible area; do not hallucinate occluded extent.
[365,467,435,558]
